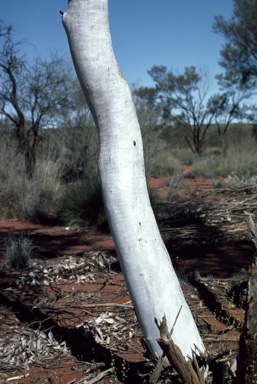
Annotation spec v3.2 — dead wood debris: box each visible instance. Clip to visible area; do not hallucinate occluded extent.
[77,367,113,384]
[1,182,257,380]
[154,315,209,384]
[0,326,69,371]
[0,251,140,372]
[160,184,257,244]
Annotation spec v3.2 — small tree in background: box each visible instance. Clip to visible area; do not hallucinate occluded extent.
[0,22,74,178]
[208,71,255,156]
[136,66,216,156]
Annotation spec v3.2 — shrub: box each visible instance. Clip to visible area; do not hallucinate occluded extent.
[166,172,186,202]
[192,149,257,179]
[4,236,35,270]
[192,155,229,178]
[226,170,257,188]
[20,160,61,222]
[0,146,61,222]
[171,148,197,166]
[148,149,182,176]
[57,178,106,227]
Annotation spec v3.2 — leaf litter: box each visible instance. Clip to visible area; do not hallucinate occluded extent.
[0,250,141,373]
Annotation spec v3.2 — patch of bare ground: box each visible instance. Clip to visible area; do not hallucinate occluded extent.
[0,170,256,383]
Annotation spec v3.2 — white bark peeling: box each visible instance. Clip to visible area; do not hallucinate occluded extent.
[62,0,204,358]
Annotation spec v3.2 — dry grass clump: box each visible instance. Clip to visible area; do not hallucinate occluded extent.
[4,236,35,270]
[148,149,182,176]
[57,177,107,227]
[191,147,257,180]
[171,148,197,166]
[0,161,61,222]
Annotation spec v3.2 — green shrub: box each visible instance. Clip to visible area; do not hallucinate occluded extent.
[57,178,106,227]
[192,155,229,178]
[4,236,35,270]
[171,148,197,166]
[148,149,182,176]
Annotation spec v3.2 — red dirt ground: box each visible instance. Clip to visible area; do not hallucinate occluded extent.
[0,173,255,383]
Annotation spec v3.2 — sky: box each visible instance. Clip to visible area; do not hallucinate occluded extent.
[1,0,233,91]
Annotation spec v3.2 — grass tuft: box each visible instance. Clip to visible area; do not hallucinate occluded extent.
[4,236,35,270]
[57,178,106,227]
[148,150,182,176]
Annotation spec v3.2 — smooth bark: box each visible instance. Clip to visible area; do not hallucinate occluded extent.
[62,0,204,358]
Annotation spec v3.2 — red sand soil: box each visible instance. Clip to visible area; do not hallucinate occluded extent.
[0,172,254,383]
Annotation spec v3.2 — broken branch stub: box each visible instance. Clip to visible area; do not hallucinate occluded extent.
[156,316,207,384]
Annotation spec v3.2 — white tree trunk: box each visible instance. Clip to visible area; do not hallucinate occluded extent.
[62,0,204,358]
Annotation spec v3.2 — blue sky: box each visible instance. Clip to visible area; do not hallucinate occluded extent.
[1,0,233,90]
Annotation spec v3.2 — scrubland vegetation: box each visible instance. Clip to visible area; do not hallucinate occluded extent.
[2,1,257,381]
[0,8,257,228]
[0,116,256,227]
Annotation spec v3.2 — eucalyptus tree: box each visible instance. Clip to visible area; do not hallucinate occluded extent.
[136,65,216,156]
[62,0,204,358]
[213,0,257,88]
[0,20,11,37]
[0,23,74,178]
[208,71,255,156]
[210,0,257,155]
